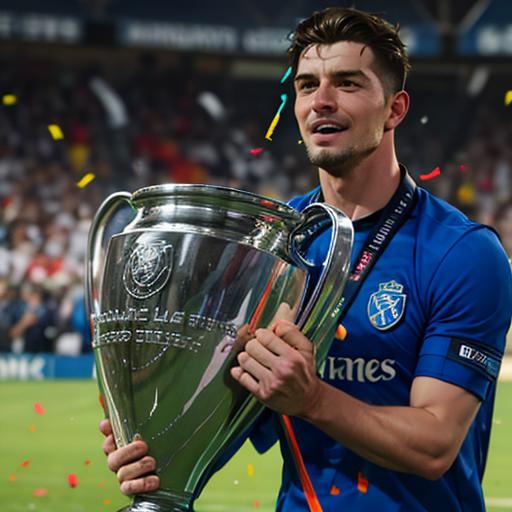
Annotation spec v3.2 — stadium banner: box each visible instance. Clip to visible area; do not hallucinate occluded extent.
[118,19,439,57]
[0,11,82,44]
[0,353,95,381]
[458,0,512,55]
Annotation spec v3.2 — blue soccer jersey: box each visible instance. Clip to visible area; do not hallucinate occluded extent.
[250,178,512,511]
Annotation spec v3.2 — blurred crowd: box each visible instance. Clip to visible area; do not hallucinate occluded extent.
[0,53,511,355]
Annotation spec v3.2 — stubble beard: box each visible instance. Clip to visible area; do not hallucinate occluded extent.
[305,143,379,178]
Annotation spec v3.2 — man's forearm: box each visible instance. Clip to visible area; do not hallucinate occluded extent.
[299,379,475,480]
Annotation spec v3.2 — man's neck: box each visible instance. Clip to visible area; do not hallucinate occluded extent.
[318,154,402,221]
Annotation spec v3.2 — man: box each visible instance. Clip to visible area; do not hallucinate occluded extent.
[100,7,512,510]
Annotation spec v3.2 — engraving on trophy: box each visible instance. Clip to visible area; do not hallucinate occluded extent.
[123,241,174,299]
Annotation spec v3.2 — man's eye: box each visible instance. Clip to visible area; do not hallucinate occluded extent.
[339,80,358,88]
[299,81,317,91]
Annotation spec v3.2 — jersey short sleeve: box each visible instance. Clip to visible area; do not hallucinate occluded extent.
[415,226,512,400]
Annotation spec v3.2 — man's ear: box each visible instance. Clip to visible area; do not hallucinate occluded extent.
[384,90,410,131]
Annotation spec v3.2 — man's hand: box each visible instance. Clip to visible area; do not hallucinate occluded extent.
[99,419,160,495]
[230,320,321,417]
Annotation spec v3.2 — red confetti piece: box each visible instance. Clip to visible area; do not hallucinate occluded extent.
[103,499,111,505]
[357,472,368,494]
[68,473,78,488]
[34,402,45,415]
[330,484,341,496]
[250,148,264,156]
[254,500,261,508]
[460,164,466,172]
[9,474,16,482]
[21,460,31,467]
[419,166,441,181]
[34,488,48,497]
[84,459,91,465]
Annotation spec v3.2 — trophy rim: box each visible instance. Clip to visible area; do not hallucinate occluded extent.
[131,183,300,218]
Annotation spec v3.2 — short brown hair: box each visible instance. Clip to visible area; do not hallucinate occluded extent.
[288,7,411,95]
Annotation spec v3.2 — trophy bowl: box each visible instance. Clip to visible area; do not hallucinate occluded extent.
[86,184,353,511]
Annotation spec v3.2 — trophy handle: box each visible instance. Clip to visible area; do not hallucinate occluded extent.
[289,202,353,364]
[86,191,134,320]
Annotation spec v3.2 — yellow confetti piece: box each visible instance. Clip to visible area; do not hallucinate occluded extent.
[2,94,17,106]
[77,172,96,188]
[247,463,255,477]
[29,424,36,433]
[48,124,64,140]
[265,113,280,141]
[298,139,303,144]
[335,325,347,341]
[505,90,512,106]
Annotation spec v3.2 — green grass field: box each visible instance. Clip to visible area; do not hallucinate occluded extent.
[0,380,510,511]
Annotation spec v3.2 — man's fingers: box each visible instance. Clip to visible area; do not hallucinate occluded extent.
[107,441,149,473]
[99,418,113,437]
[254,328,290,356]
[237,351,273,380]
[102,434,117,456]
[117,456,156,483]
[272,320,311,350]
[230,366,259,394]
[120,475,160,496]
[244,338,279,368]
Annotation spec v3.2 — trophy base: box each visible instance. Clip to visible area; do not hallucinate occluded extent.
[118,491,193,512]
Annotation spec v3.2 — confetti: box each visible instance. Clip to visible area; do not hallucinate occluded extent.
[21,460,31,468]
[250,148,264,156]
[103,499,111,505]
[459,164,466,172]
[233,480,239,485]
[34,402,45,415]
[2,94,17,106]
[420,115,429,125]
[247,463,255,477]
[48,124,64,140]
[68,474,78,488]
[98,482,105,488]
[330,485,341,496]
[280,66,292,84]
[29,424,36,433]
[419,167,441,181]
[9,474,16,482]
[298,139,303,144]
[33,489,48,497]
[84,459,91,465]
[265,94,288,141]
[505,90,512,106]
[457,183,475,204]
[335,325,347,341]
[254,500,261,508]
[77,172,95,188]
[357,472,368,494]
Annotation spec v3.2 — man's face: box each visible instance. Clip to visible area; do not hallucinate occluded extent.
[294,41,392,176]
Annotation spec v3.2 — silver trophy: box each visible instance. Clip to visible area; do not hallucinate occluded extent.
[86,184,353,512]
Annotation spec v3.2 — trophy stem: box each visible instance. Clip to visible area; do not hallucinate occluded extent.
[118,491,194,512]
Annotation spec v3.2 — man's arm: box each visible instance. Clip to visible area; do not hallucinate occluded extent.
[231,320,481,480]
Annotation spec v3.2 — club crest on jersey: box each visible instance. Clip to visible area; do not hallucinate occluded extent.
[367,280,406,330]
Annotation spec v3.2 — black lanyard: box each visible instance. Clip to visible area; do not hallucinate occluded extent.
[312,168,417,322]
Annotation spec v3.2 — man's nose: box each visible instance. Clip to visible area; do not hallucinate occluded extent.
[312,83,338,113]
